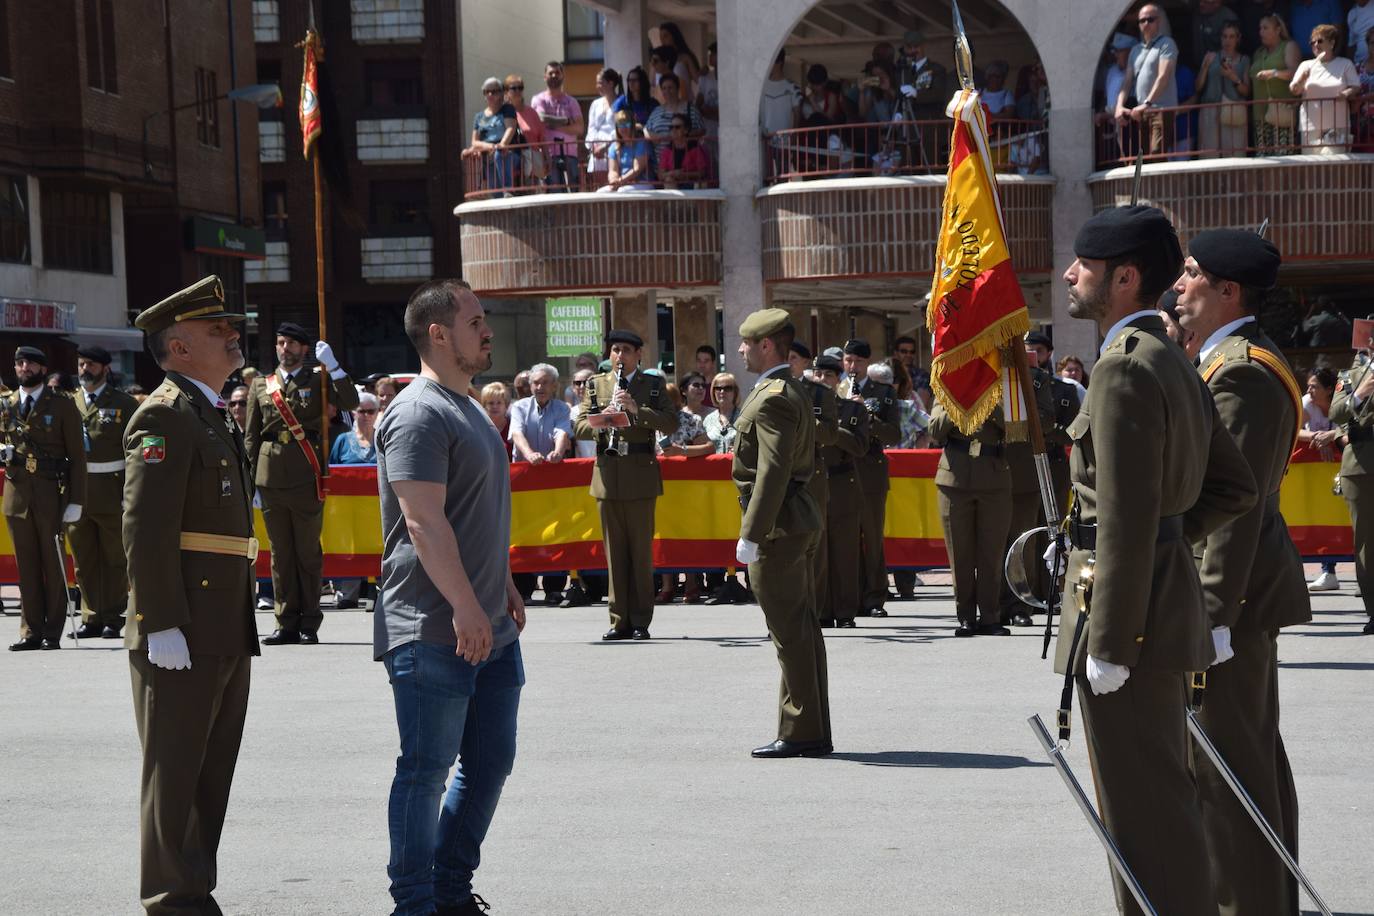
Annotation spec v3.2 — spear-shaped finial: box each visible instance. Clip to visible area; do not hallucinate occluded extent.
[1256,217,1271,238]
[951,0,975,91]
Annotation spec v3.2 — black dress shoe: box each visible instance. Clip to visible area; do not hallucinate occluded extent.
[896,589,915,600]
[751,738,834,759]
[954,622,977,637]
[8,637,41,651]
[262,629,301,645]
[544,590,564,606]
[558,585,587,608]
[631,627,651,640]
[300,631,319,645]
[101,626,122,639]
[818,617,836,628]
[40,638,61,650]
[868,606,888,618]
[836,618,857,628]
[74,623,103,639]
[334,598,359,610]
[855,608,871,617]
[704,590,727,606]
[1011,613,1034,628]
[977,623,1011,636]
[602,628,633,641]
[1363,619,1374,635]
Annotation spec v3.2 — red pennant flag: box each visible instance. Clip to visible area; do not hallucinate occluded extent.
[299,30,322,159]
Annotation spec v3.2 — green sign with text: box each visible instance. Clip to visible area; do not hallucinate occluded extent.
[545,297,603,356]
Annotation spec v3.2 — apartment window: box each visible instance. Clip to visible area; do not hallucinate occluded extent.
[263,182,288,242]
[0,175,29,264]
[0,0,13,80]
[564,1,604,64]
[41,183,112,274]
[83,0,118,93]
[258,59,283,121]
[369,180,429,231]
[195,67,220,147]
[365,60,423,108]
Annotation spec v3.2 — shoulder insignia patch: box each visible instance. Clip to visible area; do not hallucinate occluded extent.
[141,436,166,464]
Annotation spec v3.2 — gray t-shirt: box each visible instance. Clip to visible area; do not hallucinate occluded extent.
[373,377,515,660]
[1130,35,1179,108]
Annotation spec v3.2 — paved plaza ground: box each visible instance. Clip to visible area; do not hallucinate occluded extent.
[1,567,1371,916]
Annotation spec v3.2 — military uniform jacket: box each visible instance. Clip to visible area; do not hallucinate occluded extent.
[1329,360,1374,477]
[1007,367,1058,495]
[77,385,140,515]
[244,366,360,488]
[573,369,679,500]
[1046,377,1081,460]
[1053,316,1257,676]
[800,377,839,505]
[1,386,86,517]
[1196,324,1311,632]
[821,397,869,470]
[122,373,258,656]
[733,371,821,543]
[928,403,1011,491]
[853,378,900,492]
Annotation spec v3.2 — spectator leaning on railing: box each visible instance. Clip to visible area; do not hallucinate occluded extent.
[504,74,548,187]
[586,68,622,180]
[1196,22,1251,157]
[531,61,584,192]
[658,115,710,189]
[464,77,518,192]
[602,111,653,192]
[1250,13,1301,152]
[1291,23,1361,153]
[1117,4,1179,156]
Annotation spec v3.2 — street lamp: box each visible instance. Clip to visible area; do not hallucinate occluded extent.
[141,83,283,179]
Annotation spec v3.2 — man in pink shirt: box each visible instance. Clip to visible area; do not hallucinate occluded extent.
[531,61,585,192]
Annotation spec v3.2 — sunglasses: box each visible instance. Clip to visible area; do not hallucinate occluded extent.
[1310,39,1326,45]
[356,408,378,415]
[573,380,587,387]
[711,386,735,393]
[229,400,247,407]
[507,84,524,90]
[1138,15,1157,23]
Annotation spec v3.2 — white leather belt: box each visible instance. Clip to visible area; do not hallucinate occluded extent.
[87,459,125,474]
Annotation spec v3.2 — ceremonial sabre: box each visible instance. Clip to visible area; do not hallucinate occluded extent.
[1185,710,1334,916]
[55,533,79,644]
[1028,714,1157,915]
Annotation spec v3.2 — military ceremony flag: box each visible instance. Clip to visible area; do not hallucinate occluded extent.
[299,27,322,159]
[926,87,1031,434]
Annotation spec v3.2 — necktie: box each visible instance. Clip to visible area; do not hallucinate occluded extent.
[19,395,32,419]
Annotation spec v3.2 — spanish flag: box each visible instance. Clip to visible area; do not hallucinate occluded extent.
[299,28,322,159]
[926,89,1030,433]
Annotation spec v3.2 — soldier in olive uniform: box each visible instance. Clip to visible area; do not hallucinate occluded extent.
[1329,326,1374,636]
[798,361,838,629]
[998,347,1058,629]
[574,329,678,640]
[3,345,86,650]
[842,339,901,617]
[733,309,827,758]
[928,401,1012,637]
[813,352,868,627]
[68,344,140,639]
[244,321,359,645]
[1054,207,1257,916]
[1176,230,1312,915]
[123,276,259,914]
[1024,330,1081,515]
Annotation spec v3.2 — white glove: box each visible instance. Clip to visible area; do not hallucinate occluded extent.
[1042,542,1067,576]
[1210,626,1234,667]
[252,490,263,510]
[0,444,13,463]
[62,503,83,524]
[147,627,192,671]
[1086,654,1130,696]
[315,340,345,378]
[900,84,918,98]
[735,537,759,565]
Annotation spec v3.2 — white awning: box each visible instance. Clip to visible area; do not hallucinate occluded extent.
[64,326,146,352]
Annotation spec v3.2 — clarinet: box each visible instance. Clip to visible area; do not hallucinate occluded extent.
[603,362,629,456]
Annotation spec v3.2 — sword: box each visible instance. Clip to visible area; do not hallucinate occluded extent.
[1029,714,1157,915]
[55,533,79,644]
[1185,710,1334,916]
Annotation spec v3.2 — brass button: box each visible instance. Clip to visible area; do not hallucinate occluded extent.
[220,458,228,466]
[201,579,209,587]
[135,613,144,622]
[1134,636,1145,644]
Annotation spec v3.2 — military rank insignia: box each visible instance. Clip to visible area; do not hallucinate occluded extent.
[141,436,166,464]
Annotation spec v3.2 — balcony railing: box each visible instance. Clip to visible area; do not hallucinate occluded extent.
[761,118,1048,185]
[461,138,720,200]
[1094,95,1374,169]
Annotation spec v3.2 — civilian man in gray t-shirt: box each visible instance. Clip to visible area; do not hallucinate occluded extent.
[1115,3,1179,156]
[373,278,526,916]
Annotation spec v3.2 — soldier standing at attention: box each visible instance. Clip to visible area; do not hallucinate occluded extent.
[813,352,868,628]
[3,345,86,651]
[123,276,259,914]
[1329,322,1374,636]
[1024,330,1080,515]
[245,321,359,645]
[842,339,900,617]
[574,330,678,640]
[999,344,1057,629]
[797,356,838,631]
[69,345,139,639]
[733,309,827,758]
[1054,206,1256,916]
[1176,229,1312,915]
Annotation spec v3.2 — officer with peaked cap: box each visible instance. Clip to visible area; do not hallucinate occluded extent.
[574,328,678,639]
[245,320,359,645]
[1175,228,1311,915]
[3,344,86,650]
[122,276,259,913]
[842,338,901,616]
[733,308,828,757]
[1054,206,1257,916]
[66,343,141,638]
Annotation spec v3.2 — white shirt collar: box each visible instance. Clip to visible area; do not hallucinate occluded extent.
[1099,309,1161,357]
[1198,315,1257,364]
[184,376,226,408]
[83,383,107,402]
[19,384,43,401]
[913,56,928,70]
[279,365,300,382]
[754,364,790,387]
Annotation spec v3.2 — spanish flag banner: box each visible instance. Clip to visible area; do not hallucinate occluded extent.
[299,28,322,159]
[927,88,1031,434]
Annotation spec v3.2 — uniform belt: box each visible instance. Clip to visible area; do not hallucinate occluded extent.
[1069,513,1184,551]
[86,459,125,474]
[179,531,260,560]
[943,437,1003,459]
[278,429,320,444]
[827,461,854,475]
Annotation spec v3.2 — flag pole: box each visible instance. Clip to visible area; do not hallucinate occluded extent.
[313,148,329,477]
[300,8,330,478]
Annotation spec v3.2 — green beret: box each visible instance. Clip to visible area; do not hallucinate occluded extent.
[738,308,792,340]
[1074,206,1182,269]
[134,276,245,335]
[1188,229,1281,290]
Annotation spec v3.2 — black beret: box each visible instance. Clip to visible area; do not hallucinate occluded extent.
[789,340,812,359]
[815,353,843,372]
[605,328,644,348]
[77,344,113,364]
[843,338,871,358]
[1025,330,1053,349]
[1188,229,1281,290]
[276,321,311,344]
[1074,206,1182,268]
[14,346,46,365]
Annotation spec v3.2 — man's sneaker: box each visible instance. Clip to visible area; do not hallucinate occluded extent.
[1308,571,1339,592]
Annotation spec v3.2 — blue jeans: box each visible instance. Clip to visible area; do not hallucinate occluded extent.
[383,639,524,916]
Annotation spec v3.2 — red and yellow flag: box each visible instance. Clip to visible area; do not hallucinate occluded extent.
[927,89,1030,433]
[299,29,322,159]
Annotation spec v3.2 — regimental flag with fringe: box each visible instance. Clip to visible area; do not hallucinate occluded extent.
[926,88,1030,434]
[299,28,322,159]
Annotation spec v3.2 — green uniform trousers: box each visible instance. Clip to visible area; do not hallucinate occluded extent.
[1341,474,1374,620]
[1078,669,1217,916]
[937,482,1012,627]
[859,485,889,609]
[824,479,864,621]
[808,520,828,621]
[259,483,324,634]
[599,497,656,631]
[1196,627,1300,916]
[68,509,128,628]
[5,478,68,641]
[751,531,830,744]
[1000,485,1045,620]
[130,651,251,916]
